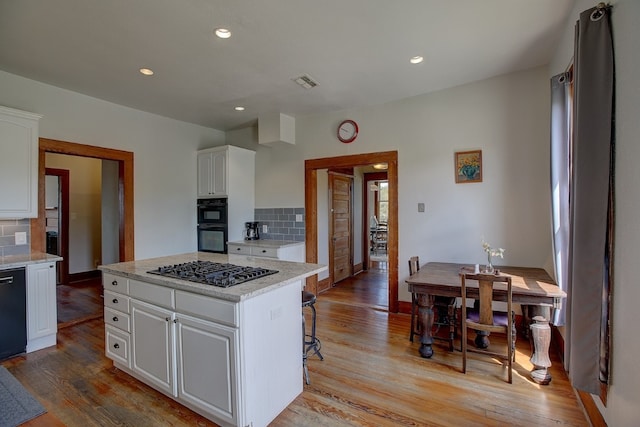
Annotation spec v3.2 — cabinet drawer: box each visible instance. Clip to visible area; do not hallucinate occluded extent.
[129,279,175,309]
[251,246,278,258]
[175,290,238,327]
[103,273,130,295]
[104,307,131,333]
[105,325,131,368]
[228,244,250,255]
[104,290,130,314]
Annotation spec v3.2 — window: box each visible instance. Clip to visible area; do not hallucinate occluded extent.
[377,181,389,223]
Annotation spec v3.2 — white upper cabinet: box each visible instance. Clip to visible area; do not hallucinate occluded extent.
[0,106,42,218]
[197,149,227,198]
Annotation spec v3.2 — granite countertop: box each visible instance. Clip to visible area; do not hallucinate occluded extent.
[0,252,63,270]
[227,240,304,249]
[99,252,326,302]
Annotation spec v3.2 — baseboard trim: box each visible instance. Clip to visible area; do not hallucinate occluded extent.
[68,269,101,284]
[577,390,607,427]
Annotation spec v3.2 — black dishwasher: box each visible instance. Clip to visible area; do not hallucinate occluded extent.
[0,268,27,360]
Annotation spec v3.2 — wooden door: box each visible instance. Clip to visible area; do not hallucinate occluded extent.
[329,172,353,285]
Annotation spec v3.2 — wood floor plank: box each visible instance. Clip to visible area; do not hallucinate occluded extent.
[1,265,588,426]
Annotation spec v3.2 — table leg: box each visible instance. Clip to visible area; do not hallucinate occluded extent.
[529,314,553,385]
[417,293,435,358]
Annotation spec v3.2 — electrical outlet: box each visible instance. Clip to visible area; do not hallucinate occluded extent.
[262,224,268,233]
[418,203,425,213]
[295,214,303,222]
[15,232,27,245]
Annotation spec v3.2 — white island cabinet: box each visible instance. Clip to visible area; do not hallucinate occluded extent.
[100,252,326,427]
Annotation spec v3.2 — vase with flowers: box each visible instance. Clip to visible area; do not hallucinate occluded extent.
[482,240,505,273]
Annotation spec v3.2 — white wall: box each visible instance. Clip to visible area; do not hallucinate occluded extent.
[549,0,640,425]
[254,66,553,303]
[0,70,226,259]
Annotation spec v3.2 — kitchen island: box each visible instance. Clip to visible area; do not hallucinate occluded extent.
[99,252,326,427]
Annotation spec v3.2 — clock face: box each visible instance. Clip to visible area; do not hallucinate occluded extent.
[337,119,358,143]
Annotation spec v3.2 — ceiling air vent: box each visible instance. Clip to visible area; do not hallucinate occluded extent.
[292,74,319,89]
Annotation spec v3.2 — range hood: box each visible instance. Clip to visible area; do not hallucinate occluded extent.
[258,113,295,146]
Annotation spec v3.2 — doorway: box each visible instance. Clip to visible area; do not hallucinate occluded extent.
[305,151,398,313]
[44,168,69,285]
[30,138,134,261]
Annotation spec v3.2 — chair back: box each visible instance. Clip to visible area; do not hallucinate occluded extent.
[408,256,420,276]
[460,272,514,383]
[461,272,512,328]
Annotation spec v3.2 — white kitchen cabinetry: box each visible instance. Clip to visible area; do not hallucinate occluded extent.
[227,241,305,262]
[103,274,132,367]
[26,262,57,352]
[131,299,176,396]
[197,145,255,243]
[0,106,42,218]
[102,272,302,427]
[176,313,238,425]
[197,149,227,197]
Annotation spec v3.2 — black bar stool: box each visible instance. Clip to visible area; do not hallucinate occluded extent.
[302,290,323,385]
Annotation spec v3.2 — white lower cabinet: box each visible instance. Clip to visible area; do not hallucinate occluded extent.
[103,273,302,427]
[176,314,237,426]
[26,262,57,352]
[130,299,176,396]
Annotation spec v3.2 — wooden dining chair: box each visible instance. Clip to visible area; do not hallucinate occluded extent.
[460,272,514,383]
[408,256,421,342]
[408,257,457,350]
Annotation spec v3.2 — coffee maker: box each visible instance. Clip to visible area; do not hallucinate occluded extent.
[244,222,260,240]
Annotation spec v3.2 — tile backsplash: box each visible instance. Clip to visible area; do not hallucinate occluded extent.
[0,219,31,256]
[254,207,305,241]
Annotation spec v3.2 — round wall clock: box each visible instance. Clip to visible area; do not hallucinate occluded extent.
[337,119,358,143]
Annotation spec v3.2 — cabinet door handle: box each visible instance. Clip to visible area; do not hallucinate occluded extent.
[236,247,241,251]
[112,280,118,286]
[262,249,267,253]
[112,298,118,304]
[165,317,170,322]
[113,343,120,349]
[173,319,178,323]
[49,264,54,268]
[112,316,119,322]
[0,277,14,285]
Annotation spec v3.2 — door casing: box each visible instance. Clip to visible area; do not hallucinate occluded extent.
[305,151,398,313]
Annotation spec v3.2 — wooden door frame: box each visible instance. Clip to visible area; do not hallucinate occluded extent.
[30,138,135,262]
[328,171,354,286]
[305,151,398,313]
[362,171,388,270]
[45,168,70,284]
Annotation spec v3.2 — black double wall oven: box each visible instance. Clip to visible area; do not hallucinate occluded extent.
[197,198,228,253]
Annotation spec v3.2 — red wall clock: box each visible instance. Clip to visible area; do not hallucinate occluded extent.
[337,119,358,143]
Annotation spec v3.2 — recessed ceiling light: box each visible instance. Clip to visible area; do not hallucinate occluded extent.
[215,28,231,39]
[410,56,424,64]
[234,106,245,111]
[139,68,154,76]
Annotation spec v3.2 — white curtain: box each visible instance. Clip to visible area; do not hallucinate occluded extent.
[550,72,571,331]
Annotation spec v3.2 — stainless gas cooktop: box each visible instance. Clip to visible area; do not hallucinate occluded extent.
[147,260,278,288]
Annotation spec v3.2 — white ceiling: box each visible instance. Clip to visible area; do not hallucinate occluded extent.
[0,0,575,131]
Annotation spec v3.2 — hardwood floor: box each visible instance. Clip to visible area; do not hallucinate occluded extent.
[56,277,103,328]
[2,267,588,426]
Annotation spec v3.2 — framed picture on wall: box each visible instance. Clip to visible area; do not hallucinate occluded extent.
[455,150,482,183]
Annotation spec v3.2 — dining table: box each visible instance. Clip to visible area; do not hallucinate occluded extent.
[406,262,566,384]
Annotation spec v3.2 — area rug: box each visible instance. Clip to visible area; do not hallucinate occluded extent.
[0,366,46,427]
